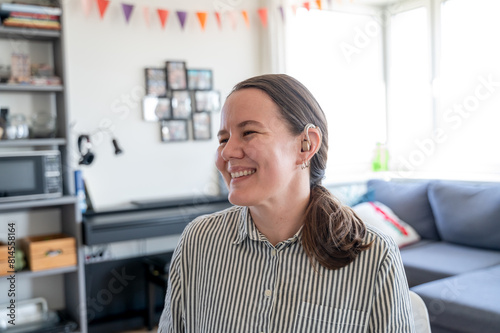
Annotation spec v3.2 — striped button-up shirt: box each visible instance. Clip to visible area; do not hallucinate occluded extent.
[158,205,415,333]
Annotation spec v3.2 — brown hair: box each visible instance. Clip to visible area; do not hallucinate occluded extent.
[231,74,371,270]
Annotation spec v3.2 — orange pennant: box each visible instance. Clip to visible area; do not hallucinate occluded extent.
[316,0,323,9]
[257,8,268,28]
[303,2,310,11]
[197,11,208,31]
[157,9,169,29]
[96,0,110,19]
[241,10,250,28]
[214,12,222,30]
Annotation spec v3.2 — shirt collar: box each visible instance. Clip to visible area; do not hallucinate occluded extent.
[233,206,303,246]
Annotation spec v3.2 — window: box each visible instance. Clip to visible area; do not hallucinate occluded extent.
[387,6,433,174]
[435,0,500,174]
[285,7,385,183]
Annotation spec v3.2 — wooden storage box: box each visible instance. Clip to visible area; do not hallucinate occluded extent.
[0,243,8,276]
[22,234,76,272]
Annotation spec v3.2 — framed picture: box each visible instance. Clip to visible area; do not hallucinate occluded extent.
[166,61,188,90]
[144,68,167,96]
[171,90,192,119]
[187,69,213,90]
[161,120,188,142]
[192,112,211,140]
[194,90,221,112]
[142,96,171,121]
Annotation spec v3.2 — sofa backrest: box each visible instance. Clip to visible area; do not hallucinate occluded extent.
[367,179,440,240]
[428,181,500,251]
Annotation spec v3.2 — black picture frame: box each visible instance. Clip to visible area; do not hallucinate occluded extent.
[161,120,188,142]
[171,90,192,119]
[194,90,221,112]
[142,96,171,121]
[166,61,188,90]
[145,68,167,96]
[192,112,211,140]
[187,69,213,90]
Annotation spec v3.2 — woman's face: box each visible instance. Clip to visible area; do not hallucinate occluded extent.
[216,88,303,207]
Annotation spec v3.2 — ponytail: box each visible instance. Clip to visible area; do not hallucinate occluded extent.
[302,185,372,270]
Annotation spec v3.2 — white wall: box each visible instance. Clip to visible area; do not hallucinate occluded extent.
[62,0,263,209]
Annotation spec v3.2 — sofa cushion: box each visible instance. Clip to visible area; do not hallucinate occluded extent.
[367,179,440,240]
[411,265,500,333]
[428,181,500,251]
[400,241,500,287]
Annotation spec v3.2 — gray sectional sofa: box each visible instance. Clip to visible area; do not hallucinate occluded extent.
[366,178,500,333]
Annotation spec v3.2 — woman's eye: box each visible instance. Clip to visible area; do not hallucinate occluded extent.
[219,138,228,144]
[243,131,257,136]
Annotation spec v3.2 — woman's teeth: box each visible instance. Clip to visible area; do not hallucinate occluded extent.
[231,170,256,179]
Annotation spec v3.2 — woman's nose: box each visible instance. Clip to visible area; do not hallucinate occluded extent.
[220,137,244,161]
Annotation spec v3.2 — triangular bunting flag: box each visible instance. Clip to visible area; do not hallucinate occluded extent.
[81,0,92,17]
[278,6,285,22]
[316,0,323,10]
[157,9,169,29]
[121,3,134,23]
[227,11,237,30]
[291,5,298,15]
[196,11,208,31]
[257,8,268,28]
[96,0,110,19]
[241,10,250,28]
[214,12,222,30]
[177,11,187,30]
[303,2,311,11]
[143,6,150,27]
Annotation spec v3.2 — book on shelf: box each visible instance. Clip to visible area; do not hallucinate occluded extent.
[0,2,61,30]
[0,2,61,16]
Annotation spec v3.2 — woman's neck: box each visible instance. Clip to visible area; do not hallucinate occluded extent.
[249,191,310,246]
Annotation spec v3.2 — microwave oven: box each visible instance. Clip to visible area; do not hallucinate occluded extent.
[0,150,63,203]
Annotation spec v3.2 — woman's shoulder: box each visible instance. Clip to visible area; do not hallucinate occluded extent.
[181,204,243,240]
[363,224,401,258]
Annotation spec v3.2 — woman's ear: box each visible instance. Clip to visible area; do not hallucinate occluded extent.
[297,126,321,165]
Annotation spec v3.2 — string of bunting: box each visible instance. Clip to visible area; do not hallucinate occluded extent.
[82,0,355,31]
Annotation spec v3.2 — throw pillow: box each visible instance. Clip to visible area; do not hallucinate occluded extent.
[367,179,440,240]
[353,201,421,248]
[428,181,500,251]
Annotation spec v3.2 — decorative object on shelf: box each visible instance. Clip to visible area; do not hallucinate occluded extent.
[142,96,171,121]
[171,90,192,119]
[194,90,220,112]
[0,65,10,83]
[0,107,7,139]
[30,110,56,138]
[7,114,29,139]
[145,67,167,96]
[74,169,87,213]
[10,53,30,84]
[187,69,213,90]
[166,61,187,90]
[161,119,188,142]
[192,112,211,140]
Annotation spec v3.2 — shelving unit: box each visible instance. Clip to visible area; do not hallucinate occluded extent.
[0,2,87,332]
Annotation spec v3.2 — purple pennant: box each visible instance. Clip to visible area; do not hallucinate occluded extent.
[121,3,134,23]
[176,11,187,30]
[278,6,284,21]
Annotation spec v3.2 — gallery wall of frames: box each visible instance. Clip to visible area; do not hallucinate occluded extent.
[142,61,220,142]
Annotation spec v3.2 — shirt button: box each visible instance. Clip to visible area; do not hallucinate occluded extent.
[271,249,277,257]
[264,289,272,297]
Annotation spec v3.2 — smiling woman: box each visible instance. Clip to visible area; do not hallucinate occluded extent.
[158,74,415,333]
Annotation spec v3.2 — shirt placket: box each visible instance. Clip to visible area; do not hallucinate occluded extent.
[259,244,280,333]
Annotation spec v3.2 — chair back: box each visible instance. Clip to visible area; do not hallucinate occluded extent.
[409,290,431,333]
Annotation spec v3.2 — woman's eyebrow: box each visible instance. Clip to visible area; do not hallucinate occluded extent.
[217,120,265,137]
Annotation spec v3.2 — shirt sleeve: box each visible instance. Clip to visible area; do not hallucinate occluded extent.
[157,235,185,333]
[368,240,416,332]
